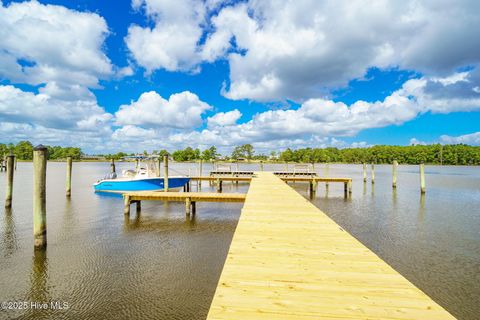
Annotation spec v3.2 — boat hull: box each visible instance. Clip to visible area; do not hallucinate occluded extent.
[93,177,190,193]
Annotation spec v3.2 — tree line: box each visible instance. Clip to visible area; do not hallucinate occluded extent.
[0,141,82,160]
[278,144,480,165]
[1,141,479,165]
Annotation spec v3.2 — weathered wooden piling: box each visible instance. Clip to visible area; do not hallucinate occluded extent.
[216,178,223,193]
[309,180,317,197]
[185,197,191,216]
[163,155,169,192]
[325,163,330,187]
[363,163,367,182]
[191,201,196,215]
[420,163,426,194]
[371,164,375,184]
[110,158,116,174]
[5,154,14,208]
[124,195,131,215]
[392,160,398,188]
[66,156,72,197]
[33,145,48,249]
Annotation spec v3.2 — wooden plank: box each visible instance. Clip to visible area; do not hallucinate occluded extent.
[207,172,454,320]
[124,191,246,203]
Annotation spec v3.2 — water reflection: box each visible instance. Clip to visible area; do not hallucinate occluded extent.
[2,207,17,257]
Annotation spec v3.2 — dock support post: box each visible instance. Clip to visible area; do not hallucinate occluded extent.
[420,163,426,194]
[33,145,48,249]
[216,178,222,193]
[185,197,191,216]
[66,156,72,197]
[136,200,141,213]
[111,158,116,174]
[348,180,352,195]
[344,182,348,198]
[325,163,329,188]
[392,160,398,188]
[124,195,131,215]
[363,163,367,183]
[371,164,375,184]
[5,154,14,208]
[192,201,196,216]
[163,155,169,192]
[310,180,317,198]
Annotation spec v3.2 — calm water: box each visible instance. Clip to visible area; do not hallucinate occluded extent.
[0,162,479,319]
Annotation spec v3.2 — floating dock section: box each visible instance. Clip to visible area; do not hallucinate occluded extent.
[207,172,454,319]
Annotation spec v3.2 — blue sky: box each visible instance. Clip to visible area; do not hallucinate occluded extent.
[0,0,479,154]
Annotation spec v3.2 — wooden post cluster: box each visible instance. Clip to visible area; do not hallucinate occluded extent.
[420,163,426,194]
[66,156,72,197]
[163,155,169,192]
[5,155,14,208]
[363,163,367,183]
[371,164,375,184]
[392,160,398,188]
[33,145,48,249]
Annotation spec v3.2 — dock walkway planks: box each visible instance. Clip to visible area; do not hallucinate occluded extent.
[124,191,246,203]
[207,172,454,320]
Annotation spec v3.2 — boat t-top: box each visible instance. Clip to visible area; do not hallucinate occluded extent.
[93,156,190,193]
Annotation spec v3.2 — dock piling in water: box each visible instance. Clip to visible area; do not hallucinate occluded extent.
[392,160,398,188]
[33,145,48,249]
[5,154,14,208]
[124,195,131,215]
[185,197,191,216]
[371,164,375,184]
[163,155,169,192]
[66,156,72,197]
[420,163,426,194]
[363,163,367,182]
[111,158,116,174]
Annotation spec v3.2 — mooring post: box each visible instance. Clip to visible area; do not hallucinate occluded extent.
[348,179,352,195]
[65,156,72,197]
[33,145,48,249]
[260,161,264,171]
[124,195,131,215]
[136,200,141,213]
[420,163,426,194]
[135,158,139,171]
[5,154,14,208]
[363,163,367,183]
[392,160,398,189]
[163,155,169,192]
[371,164,375,184]
[325,163,330,187]
[344,182,348,198]
[111,158,116,174]
[191,201,196,215]
[185,197,191,216]
[216,178,222,193]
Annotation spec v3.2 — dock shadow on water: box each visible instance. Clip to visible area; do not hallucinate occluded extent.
[0,162,245,320]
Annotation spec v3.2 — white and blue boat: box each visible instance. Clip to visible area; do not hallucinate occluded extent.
[93,157,190,193]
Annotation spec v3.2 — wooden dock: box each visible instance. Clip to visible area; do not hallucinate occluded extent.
[123,191,246,215]
[207,172,454,320]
